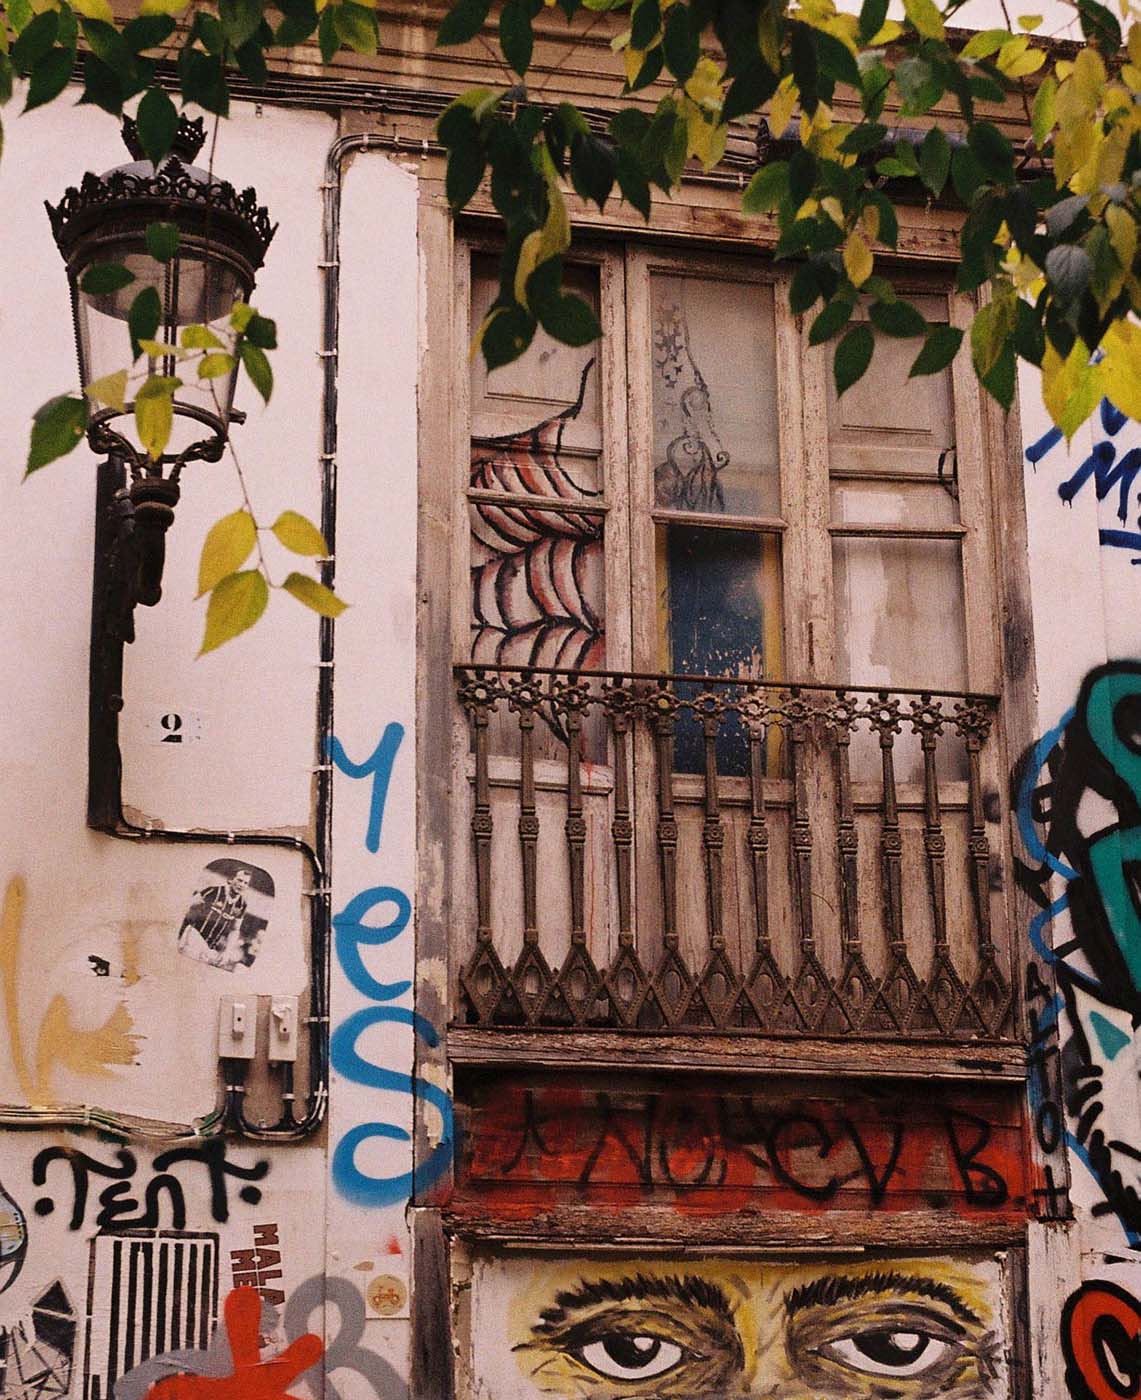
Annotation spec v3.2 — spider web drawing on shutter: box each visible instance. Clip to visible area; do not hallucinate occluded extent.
[470,359,605,674]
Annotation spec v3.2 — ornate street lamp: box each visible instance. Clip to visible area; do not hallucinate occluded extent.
[45,116,276,829]
[46,114,276,613]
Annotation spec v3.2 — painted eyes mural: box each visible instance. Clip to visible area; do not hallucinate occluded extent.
[474,1255,1006,1400]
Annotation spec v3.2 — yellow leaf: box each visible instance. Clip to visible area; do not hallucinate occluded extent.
[470,305,506,363]
[1018,12,1042,26]
[970,294,1017,377]
[1101,321,1141,421]
[685,57,724,111]
[868,18,903,40]
[769,75,798,140]
[1042,338,1102,441]
[997,40,1045,76]
[684,100,727,169]
[1106,204,1138,278]
[199,570,269,654]
[198,352,236,379]
[1121,63,1141,91]
[624,44,645,86]
[860,202,880,242]
[138,338,189,360]
[134,375,179,460]
[515,147,570,307]
[70,0,114,18]
[282,572,349,618]
[843,231,873,287]
[1129,20,1141,67]
[271,509,329,557]
[139,0,188,14]
[903,0,944,39]
[229,301,255,332]
[1054,121,1096,188]
[821,195,846,227]
[84,369,128,413]
[197,509,257,597]
[181,324,224,350]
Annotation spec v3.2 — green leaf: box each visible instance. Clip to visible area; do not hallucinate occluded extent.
[218,0,262,47]
[789,262,821,314]
[967,121,1013,184]
[198,352,236,379]
[128,286,162,360]
[80,262,135,295]
[918,125,950,196]
[1045,244,1091,311]
[11,10,57,72]
[951,145,985,202]
[535,291,602,346]
[610,107,650,147]
[240,341,273,402]
[959,27,1010,56]
[437,0,492,45]
[136,87,178,163]
[809,295,854,345]
[722,56,778,123]
[7,0,33,36]
[981,340,1015,410]
[858,0,888,44]
[812,29,861,88]
[145,220,180,262]
[197,509,257,596]
[282,572,348,618]
[199,569,269,654]
[79,53,124,113]
[742,159,789,214]
[271,509,328,557]
[894,54,942,114]
[970,295,1017,377]
[839,122,887,155]
[245,312,277,349]
[789,23,818,115]
[834,323,875,395]
[869,298,927,337]
[25,46,74,111]
[26,395,88,475]
[134,374,180,458]
[178,45,228,114]
[317,6,338,60]
[1077,0,1121,56]
[123,15,177,50]
[334,1,378,54]
[483,304,536,368]
[616,148,651,218]
[910,323,962,376]
[662,3,698,83]
[499,0,533,74]
[630,0,661,49]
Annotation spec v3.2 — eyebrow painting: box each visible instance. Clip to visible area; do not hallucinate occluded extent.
[471,1252,1008,1400]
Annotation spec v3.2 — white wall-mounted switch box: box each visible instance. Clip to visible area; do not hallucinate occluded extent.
[218,995,258,1060]
[268,995,299,1062]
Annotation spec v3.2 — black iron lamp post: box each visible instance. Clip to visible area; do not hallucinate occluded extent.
[45,116,276,829]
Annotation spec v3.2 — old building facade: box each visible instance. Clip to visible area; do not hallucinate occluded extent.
[1,10,1140,1396]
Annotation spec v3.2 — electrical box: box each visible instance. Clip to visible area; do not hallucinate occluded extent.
[218,995,258,1060]
[268,995,299,1062]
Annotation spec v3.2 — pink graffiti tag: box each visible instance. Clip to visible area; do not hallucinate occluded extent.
[144,1289,322,1400]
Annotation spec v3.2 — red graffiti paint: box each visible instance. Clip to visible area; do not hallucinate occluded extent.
[144,1289,322,1400]
[1062,1281,1141,1400]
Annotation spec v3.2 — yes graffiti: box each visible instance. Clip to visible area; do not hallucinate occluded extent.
[328,723,453,1206]
[1014,661,1141,1240]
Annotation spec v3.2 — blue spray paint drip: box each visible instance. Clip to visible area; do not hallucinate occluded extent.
[1016,710,1079,883]
[327,723,406,855]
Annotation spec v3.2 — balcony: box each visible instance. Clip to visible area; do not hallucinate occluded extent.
[453,665,1016,1048]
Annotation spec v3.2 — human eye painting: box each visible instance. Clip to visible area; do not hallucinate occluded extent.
[468,1253,1009,1399]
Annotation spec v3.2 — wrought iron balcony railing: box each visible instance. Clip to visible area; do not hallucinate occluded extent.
[454,665,1014,1042]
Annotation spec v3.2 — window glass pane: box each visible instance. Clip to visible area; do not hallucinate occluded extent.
[831,480,960,528]
[470,256,602,486]
[827,304,954,478]
[651,275,780,516]
[657,523,782,775]
[470,502,605,672]
[832,536,966,692]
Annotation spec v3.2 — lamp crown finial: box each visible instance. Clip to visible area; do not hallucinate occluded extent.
[121,113,207,166]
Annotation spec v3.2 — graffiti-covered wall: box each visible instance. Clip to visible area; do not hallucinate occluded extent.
[1016,366,1141,1396]
[0,95,427,1400]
